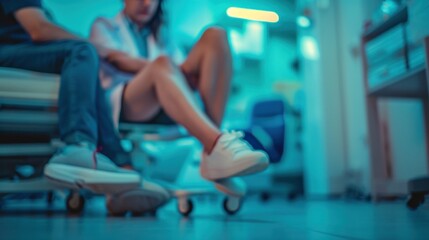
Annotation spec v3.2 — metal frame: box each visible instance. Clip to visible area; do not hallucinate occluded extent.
[0,67,187,197]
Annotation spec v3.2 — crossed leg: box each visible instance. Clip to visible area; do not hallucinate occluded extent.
[121,27,232,151]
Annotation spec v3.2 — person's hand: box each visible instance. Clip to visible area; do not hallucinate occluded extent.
[106,50,129,63]
[106,51,148,73]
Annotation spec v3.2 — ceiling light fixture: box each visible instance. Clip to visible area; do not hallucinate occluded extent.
[226,7,279,23]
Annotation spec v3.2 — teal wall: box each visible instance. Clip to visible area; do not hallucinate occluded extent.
[43,0,122,37]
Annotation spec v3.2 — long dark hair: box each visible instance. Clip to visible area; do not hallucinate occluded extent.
[147,0,164,42]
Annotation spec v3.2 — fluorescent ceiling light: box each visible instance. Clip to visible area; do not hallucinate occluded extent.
[227,7,279,23]
[296,16,311,28]
[300,36,319,60]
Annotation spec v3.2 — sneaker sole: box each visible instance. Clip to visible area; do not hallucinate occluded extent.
[200,156,269,181]
[214,178,247,197]
[44,163,140,194]
[106,189,170,215]
[234,161,269,177]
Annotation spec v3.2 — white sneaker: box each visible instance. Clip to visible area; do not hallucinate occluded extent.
[214,178,247,197]
[200,131,269,180]
[44,145,141,194]
[106,179,170,215]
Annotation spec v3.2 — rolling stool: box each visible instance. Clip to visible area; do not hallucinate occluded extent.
[407,177,429,210]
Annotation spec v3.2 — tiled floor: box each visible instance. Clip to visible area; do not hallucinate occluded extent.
[0,196,428,240]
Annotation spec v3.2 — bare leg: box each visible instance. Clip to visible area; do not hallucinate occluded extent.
[180,27,232,127]
[122,56,221,150]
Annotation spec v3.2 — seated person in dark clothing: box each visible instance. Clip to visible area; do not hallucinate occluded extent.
[0,0,169,213]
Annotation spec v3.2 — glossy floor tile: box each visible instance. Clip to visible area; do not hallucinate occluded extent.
[0,196,428,240]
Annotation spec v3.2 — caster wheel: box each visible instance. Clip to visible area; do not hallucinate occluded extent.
[106,198,127,217]
[223,197,241,215]
[260,192,271,202]
[287,192,298,201]
[407,193,425,210]
[178,198,193,217]
[66,192,85,214]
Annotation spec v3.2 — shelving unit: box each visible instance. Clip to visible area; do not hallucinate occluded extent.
[361,6,429,201]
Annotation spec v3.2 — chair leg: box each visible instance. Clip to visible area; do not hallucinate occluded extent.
[407,192,426,210]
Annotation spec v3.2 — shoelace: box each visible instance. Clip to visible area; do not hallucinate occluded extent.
[92,146,103,169]
[220,131,251,153]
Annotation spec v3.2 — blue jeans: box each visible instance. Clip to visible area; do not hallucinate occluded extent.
[0,40,130,165]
